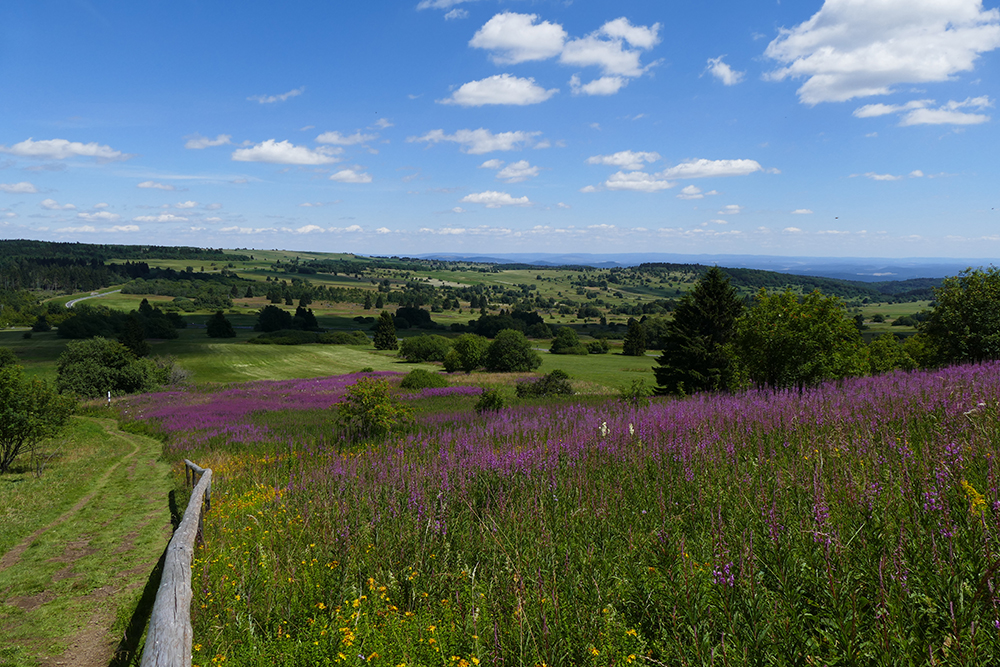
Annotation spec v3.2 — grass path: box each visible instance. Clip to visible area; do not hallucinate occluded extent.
[0,417,175,667]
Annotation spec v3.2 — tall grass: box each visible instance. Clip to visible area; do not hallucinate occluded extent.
[122,364,1000,665]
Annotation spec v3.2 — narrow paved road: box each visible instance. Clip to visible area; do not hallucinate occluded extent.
[65,289,121,309]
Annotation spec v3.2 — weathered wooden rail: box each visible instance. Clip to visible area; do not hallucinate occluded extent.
[140,460,212,667]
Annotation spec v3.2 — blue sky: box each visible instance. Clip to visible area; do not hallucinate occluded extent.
[1,0,998,258]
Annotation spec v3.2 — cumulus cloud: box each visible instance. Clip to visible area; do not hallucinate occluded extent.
[373,118,394,129]
[407,128,542,154]
[677,185,711,200]
[853,99,933,118]
[445,8,468,20]
[55,225,96,233]
[569,74,627,96]
[660,158,763,179]
[900,95,993,125]
[460,190,531,208]
[0,138,130,161]
[792,208,814,214]
[316,131,378,145]
[470,12,567,63]
[174,201,198,209]
[417,0,476,9]
[137,180,176,190]
[604,171,674,192]
[438,74,558,106]
[784,227,804,233]
[560,17,661,77]
[860,172,903,181]
[293,225,324,234]
[705,56,745,85]
[247,87,305,104]
[94,203,109,209]
[586,150,660,171]
[133,214,189,223]
[718,204,743,214]
[329,169,373,183]
[220,226,278,234]
[232,140,342,165]
[184,134,232,149]
[77,211,121,222]
[40,198,75,210]
[376,227,392,234]
[0,181,37,194]
[480,159,539,183]
[764,0,1000,104]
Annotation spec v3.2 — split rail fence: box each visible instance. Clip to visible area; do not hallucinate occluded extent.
[140,459,212,667]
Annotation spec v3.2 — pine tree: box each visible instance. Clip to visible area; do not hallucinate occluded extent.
[654,266,743,395]
[118,313,150,357]
[373,311,398,350]
[622,318,647,357]
[364,293,374,310]
[375,295,385,309]
[206,311,237,338]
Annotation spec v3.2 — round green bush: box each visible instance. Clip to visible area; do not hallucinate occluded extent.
[400,369,450,390]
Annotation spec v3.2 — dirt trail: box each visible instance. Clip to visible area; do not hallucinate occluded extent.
[0,430,141,573]
[0,420,173,667]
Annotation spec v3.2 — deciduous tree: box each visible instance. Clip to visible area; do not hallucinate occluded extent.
[0,365,76,473]
[922,266,1000,365]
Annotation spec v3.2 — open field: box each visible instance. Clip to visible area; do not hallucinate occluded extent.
[118,363,1000,665]
[0,417,174,667]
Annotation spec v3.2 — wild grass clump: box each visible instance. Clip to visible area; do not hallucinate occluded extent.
[126,363,1000,665]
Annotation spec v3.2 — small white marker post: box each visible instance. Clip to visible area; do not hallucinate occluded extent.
[107,390,111,406]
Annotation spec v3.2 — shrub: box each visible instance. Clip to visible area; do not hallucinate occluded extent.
[400,369,450,390]
[587,338,610,354]
[444,334,489,373]
[319,331,370,345]
[475,387,508,413]
[0,347,17,368]
[550,327,588,355]
[515,369,574,398]
[337,376,413,440]
[56,337,164,398]
[485,329,541,372]
[619,378,653,407]
[399,334,452,363]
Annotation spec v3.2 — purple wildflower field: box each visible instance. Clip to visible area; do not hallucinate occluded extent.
[128,363,1000,665]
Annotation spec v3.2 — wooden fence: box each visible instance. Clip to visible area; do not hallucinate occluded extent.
[140,460,212,667]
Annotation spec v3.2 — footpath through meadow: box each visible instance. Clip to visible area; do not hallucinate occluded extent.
[0,417,174,667]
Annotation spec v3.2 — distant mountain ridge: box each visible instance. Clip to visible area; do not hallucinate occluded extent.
[421,252,997,282]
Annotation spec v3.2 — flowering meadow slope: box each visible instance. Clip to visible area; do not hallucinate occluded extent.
[124,365,1000,665]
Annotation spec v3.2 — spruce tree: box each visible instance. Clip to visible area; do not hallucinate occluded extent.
[622,318,647,357]
[373,311,398,350]
[654,266,743,395]
[118,313,150,357]
[206,311,237,338]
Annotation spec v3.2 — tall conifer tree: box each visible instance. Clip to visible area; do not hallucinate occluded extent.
[654,266,743,395]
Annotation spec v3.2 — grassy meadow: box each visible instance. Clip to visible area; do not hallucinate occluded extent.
[113,363,1000,666]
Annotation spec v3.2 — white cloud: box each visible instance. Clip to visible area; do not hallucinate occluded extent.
[604,171,674,192]
[569,74,627,96]
[677,185,704,200]
[792,208,814,214]
[557,202,571,209]
[220,226,277,234]
[316,131,378,145]
[586,150,660,171]
[853,99,933,118]
[376,227,392,234]
[133,214,189,222]
[417,0,476,8]
[444,9,467,20]
[600,17,661,49]
[439,74,558,106]
[137,180,176,191]
[784,227,803,233]
[407,128,542,154]
[765,0,1000,104]
[373,118,394,129]
[0,138,130,161]
[0,181,38,194]
[55,225,96,233]
[470,12,567,64]
[109,225,140,232]
[718,204,743,214]
[910,170,925,178]
[329,169,373,183]
[94,202,109,209]
[900,96,993,125]
[41,198,75,210]
[185,133,232,149]
[204,217,222,223]
[451,207,465,214]
[660,158,763,179]
[705,56,745,85]
[232,140,341,165]
[294,225,324,234]
[77,211,121,222]
[480,159,539,183]
[175,201,199,209]
[460,190,531,208]
[247,87,305,104]
[561,34,646,77]
[862,172,903,181]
